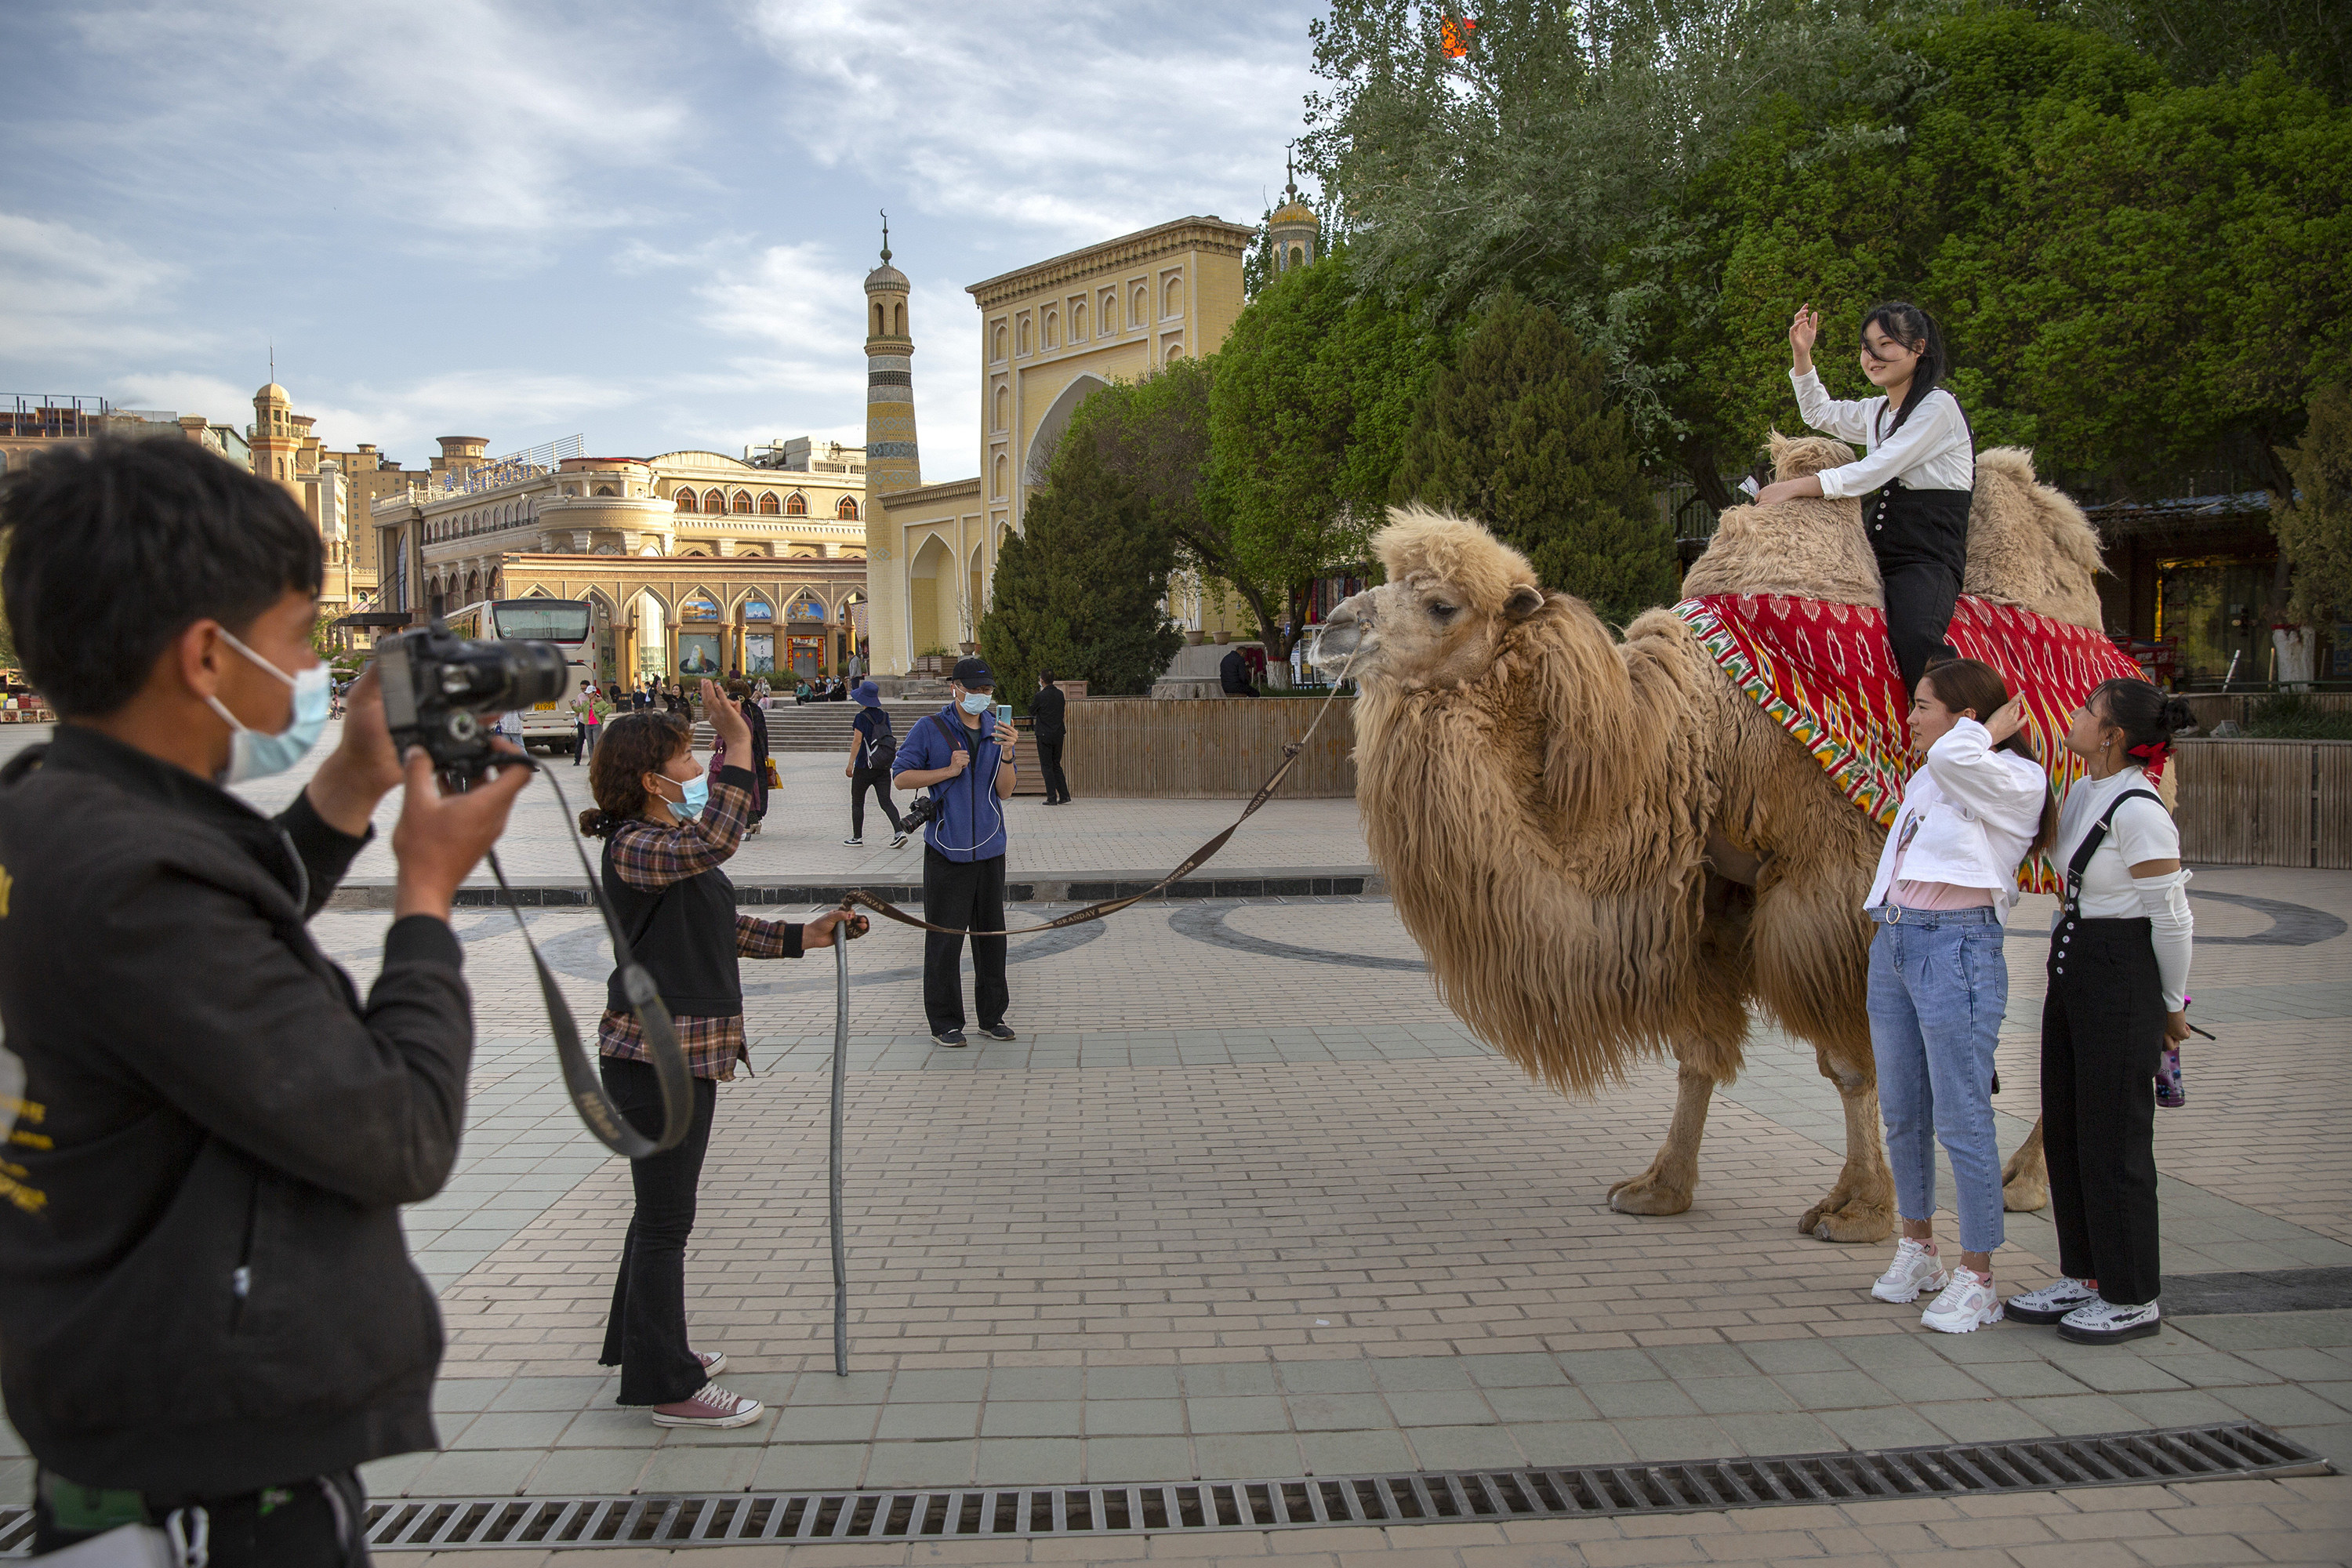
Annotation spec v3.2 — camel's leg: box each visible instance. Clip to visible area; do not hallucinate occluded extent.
[1610,877,1749,1218]
[1608,1062,1718,1216]
[1797,1047,1896,1243]
[2002,1116,2049,1212]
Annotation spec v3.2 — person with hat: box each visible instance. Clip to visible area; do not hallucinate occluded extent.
[844,679,909,848]
[891,656,1019,1047]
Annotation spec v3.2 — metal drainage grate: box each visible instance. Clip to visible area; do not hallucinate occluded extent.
[0,1422,2323,1556]
[336,1421,2328,1552]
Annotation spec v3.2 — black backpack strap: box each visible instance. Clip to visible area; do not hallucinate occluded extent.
[2064,787,2164,906]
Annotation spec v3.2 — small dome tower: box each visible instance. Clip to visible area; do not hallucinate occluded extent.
[1269,149,1320,278]
[864,214,920,496]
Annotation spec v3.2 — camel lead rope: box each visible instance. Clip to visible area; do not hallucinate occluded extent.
[830,908,851,1376]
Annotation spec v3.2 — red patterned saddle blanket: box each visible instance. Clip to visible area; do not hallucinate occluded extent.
[1672,593,2151,889]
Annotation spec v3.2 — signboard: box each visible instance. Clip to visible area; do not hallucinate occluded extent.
[743,600,775,622]
[681,597,720,622]
[746,634,775,675]
[677,633,723,677]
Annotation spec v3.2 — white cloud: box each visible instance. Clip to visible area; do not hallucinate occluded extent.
[742,0,1320,249]
[0,212,203,361]
[109,372,250,420]
[56,0,694,247]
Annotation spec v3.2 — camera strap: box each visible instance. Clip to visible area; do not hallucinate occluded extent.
[481,766,695,1161]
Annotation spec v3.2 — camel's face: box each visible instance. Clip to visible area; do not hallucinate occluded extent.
[1314,570,1544,690]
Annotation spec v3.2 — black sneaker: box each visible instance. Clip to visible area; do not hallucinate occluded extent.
[932,1029,967,1048]
[978,1023,1017,1041]
[889,829,909,848]
[843,837,865,846]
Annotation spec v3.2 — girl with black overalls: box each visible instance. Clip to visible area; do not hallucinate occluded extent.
[2005,679,2197,1343]
[577,688,862,1427]
[1760,301,1974,696]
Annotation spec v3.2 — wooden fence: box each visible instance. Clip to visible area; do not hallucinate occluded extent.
[1042,701,2349,870]
[1057,696,1358,800]
[2171,739,2352,869]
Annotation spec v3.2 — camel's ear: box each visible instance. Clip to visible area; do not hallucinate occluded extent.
[1504,584,1545,621]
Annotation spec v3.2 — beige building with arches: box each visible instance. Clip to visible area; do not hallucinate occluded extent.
[863,215,1256,673]
[371,442,868,682]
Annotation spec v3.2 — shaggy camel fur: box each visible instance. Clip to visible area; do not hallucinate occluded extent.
[1321,507,1895,1240]
[1323,458,2113,1234]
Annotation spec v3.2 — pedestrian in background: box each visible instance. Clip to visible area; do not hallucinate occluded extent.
[1219,644,1258,697]
[713,678,769,835]
[893,656,1018,1047]
[1031,669,1070,805]
[573,687,604,765]
[579,689,860,1430]
[844,679,908,848]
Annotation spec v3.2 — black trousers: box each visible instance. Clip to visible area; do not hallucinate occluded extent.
[2042,916,2165,1305]
[1878,558,1961,696]
[851,765,904,837]
[923,847,1007,1034]
[597,1055,720,1405]
[34,1468,368,1564]
[1036,739,1070,804]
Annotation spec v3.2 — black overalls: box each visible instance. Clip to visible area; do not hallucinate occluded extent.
[2041,789,2169,1308]
[1866,404,1974,695]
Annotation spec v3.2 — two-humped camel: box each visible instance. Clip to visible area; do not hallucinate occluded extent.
[1315,434,2106,1236]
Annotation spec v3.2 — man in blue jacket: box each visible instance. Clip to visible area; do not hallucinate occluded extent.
[0,438,532,1563]
[892,656,1019,1047]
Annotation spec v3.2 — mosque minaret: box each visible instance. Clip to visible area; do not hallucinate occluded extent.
[863,219,920,497]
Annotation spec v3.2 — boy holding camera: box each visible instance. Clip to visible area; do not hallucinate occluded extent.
[0,439,531,1563]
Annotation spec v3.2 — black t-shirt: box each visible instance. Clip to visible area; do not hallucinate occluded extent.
[851,706,895,769]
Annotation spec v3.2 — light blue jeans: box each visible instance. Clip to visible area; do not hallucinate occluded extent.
[1867,904,2008,1254]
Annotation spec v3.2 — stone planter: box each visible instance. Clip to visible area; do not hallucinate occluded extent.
[1213,630,1232,644]
[1185,630,1206,646]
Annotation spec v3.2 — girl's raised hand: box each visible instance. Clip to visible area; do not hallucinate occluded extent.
[1790,305,1819,368]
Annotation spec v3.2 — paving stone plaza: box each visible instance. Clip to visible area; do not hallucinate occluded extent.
[2,728,2348,1563]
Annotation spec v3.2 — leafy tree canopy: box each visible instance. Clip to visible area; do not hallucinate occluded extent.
[977,432,1185,705]
[1207,248,1439,655]
[1393,291,1677,622]
[2278,383,2352,626]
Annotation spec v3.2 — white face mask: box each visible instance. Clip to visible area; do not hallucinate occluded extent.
[958,689,993,715]
[205,628,331,783]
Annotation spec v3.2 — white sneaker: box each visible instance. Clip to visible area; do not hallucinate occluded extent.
[843,837,865,846]
[651,1381,764,1428]
[1870,1237,1948,1303]
[2058,1297,2161,1344]
[2005,1276,2099,1324]
[1921,1266,2003,1334]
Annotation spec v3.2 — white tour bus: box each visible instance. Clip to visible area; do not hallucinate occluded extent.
[441,598,597,754]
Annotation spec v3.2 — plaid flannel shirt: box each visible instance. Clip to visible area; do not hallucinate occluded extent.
[597,767,800,1081]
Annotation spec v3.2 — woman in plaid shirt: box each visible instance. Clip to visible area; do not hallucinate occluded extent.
[579,684,860,1429]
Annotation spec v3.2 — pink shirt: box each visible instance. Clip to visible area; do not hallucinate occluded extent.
[1888,806,1994,911]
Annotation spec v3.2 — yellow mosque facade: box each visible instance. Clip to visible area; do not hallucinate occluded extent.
[862,215,1258,674]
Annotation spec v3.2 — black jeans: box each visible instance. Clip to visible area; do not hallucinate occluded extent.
[34,1468,368,1564]
[1036,739,1069,804]
[597,1054,720,1405]
[851,765,904,837]
[1878,558,1961,696]
[922,847,1007,1035]
[2042,917,2165,1306]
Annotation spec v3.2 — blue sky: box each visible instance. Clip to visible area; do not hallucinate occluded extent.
[0,0,1322,476]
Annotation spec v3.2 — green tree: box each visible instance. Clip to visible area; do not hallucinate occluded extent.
[2073,0,2350,103]
[1207,249,1437,658]
[2278,384,2352,625]
[978,436,1185,703]
[1394,292,1676,622]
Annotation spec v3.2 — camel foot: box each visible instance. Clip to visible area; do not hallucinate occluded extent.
[2002,1173,2049,1213]
[1606,1170,1694,1217]
[1799,1194,1892,1243]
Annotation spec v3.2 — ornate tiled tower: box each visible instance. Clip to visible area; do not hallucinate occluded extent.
[864,219,920,496]
[1269,151,1320,278]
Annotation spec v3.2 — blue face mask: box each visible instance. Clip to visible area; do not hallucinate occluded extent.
[662,771,710,821]
[959,689,993,716]
[207,629,331,784]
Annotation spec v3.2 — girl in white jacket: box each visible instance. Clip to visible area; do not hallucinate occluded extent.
[1861,657,2055,1333]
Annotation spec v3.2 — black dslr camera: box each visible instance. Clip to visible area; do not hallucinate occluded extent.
[374,622,568,779]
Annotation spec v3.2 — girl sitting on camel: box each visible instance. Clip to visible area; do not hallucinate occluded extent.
[1861,656,2053,1333]
[1759,300,1974,696]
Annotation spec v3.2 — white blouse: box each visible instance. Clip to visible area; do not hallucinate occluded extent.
[2052,767,2194,1011]
[1862,719,2048,920]
[1791,368,1975,499]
